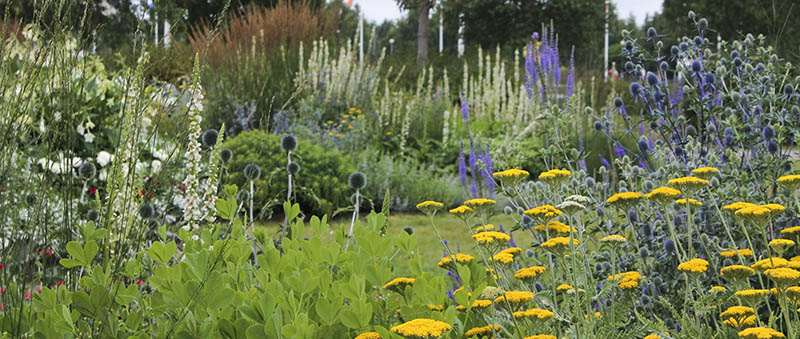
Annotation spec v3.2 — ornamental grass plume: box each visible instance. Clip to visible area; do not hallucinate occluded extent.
[464,325,501,337]
[720,249,754,258]
[390,318,452,338]
[607,271,643,289]
[721,265,756,281]
[416,201,444,215]
[645,186,681,204]
[737,327,786,339]
[667,176,709,193]
[436,253,474,269]
[514,266,547,281]
[493,168,530,186]
[678,258,709,274]
[691,166,720,179]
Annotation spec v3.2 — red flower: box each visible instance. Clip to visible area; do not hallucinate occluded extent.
[0,305,4,310]
[25,292,31,300]
[40,250,52,256]
[88,187,97,195]
[0,263,3,270]
[134,279,144,285]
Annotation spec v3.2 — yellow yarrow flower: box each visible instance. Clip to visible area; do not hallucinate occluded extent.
[416,201,444,214]
[533,221,575,234]
[541,237,579,254]
[428,304,444,311]
[513,308,555,320]
[678,258,709,274]
[449,205,474,218]
[493,168,530,186]
[736,204,785,226]
[556,283,574,292]
[737,327,785,339]
[691,166,720,179]
[668,176,710,193]
[498,247,523,257]
[524,205,563,223]
[644,335,663,339]
[721,265,756,281]
[472,231,510,245]
[390,318,452,338]
[607,271,643,289]
[539,169,571,185]
[489,252,515,265]
[455,299,492,311]
[514,266,546,281]
[784,286,800,304]
[437,253,474,269]
[752,257,789,271]
[777,174,800,191]
[475,224,495,233]
[524,335,557,339]
[769,239,795,255]
[494,291,534,306]
[720,249,754,258]
[724,202,759,214]
[464,198,496,211]
[383,277,416,292]
[355,332,381,339]
[645,186,682,204]
[723,315,757,329]
[710,286,728,293]
[606,191,644,207]
[781,226,800,235]
[600,234,627,243]
[464,325,501,337]
[765,267,800,287]
[720,306,756,329]
[735,289,771,306]
[675,198,702,207]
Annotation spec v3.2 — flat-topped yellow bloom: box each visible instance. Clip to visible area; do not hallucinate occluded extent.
[784,286,800,304]
[464,198,496,210]
[721,249,755,258]
[723,315,757,329]
[498,247,523,257]
[428,304,444,311]
[721,265,756,281]
[383,277,416,291]
[449,205,474,217]
[710,286,728,292]
[644,335,662,339]
[513,308,555,320]
[735,289,770,305]
[675,198,702,206]
[556,283,574,291]
[464,325,501,337]
[645,186,682,204]
[541,237,579,253]
[437,253,474,268]
[391,318,452,338]
[765,267,800,286]
[533,221,575,234]
[494,291,534,306]
[692,167,720,179]
[606,192,644,206]
[514,266,547,280]
[769,239,795,254]
[600,234,627,244]
[489,252,515,265]
[724,202,759,213]
[475,224,495,233]
[524,205,563,222]
[789,261,800,270]
[777,174,800,189]
[737,327,785,339]
[781,226,800,235]
[416,201,444,214]
[736,204,785,225]
[539,169,571,184]
[493,168,530,186]
[607,271,643,289]
[678,258,709,274]
[455,299,492,311]
[355,332,381,339]
[668,176,710,192]
[524,335,557,339]
[721,306,757,329]
[472,231,510,245]
[752,257,789,271]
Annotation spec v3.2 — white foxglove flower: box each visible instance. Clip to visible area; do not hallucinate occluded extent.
[97,151,112,167]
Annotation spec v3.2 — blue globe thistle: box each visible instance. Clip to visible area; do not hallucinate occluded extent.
[704,72,716,85]
[664,238,675,253]
[686,125,697,136]
[594,121,603,131]
[595,206,605,217]
[348,171,367,190]
[679,42,689,52]
[624,40,634,51]
[639,247,650,259]
[534,282,544,292]
[624,61,634,71]
[78,162,96,180]
[654,91,665,102]
[87,209,100,221]
[585,177,596,187]
[755,63,765,73]
[503,206,514,215]
[638,139,650,153]
[733,57,743,68]
[202,129,219,147]
[139,203,155,219]
[650,121,659,130]
[659,61,669,72]
[521,215,533,227]
[280,134,298,152]
[724,135,733,147]
[730,50,740,59]
[220,148,233,163]
[628,210,639,223]
[670,45,680,55]
[614,97,624,108]
[641,223,651,237]
[784,84,794,96]
[768,140,779,154]
[287,161,300,175]
[693,36,703,46]
[691,60,703,73]
[763,125,775,140]
[647,27,657,39]
[630,82,642,96]
[525,249,535,258]
[761,76,770,84]
[743,125,752,134]
[724,126,735,137]
[243,163,261,180]
[697,18,708,30]
[646,72,659,86]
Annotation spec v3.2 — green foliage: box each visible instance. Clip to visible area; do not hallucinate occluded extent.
[222,129,355,216]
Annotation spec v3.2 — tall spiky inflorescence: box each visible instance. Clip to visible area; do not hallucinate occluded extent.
[181,55,214,231]
[566,47,575,100]
[525,32,539,99]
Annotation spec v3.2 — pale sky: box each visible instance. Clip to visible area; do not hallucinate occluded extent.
[347,0,664,27]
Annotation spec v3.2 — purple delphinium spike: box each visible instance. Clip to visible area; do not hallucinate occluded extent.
[614,144,625,158]
[482,139,495,195]
[599,155,610,169]
[458,140,468,188]
[525,43,538,99]
[553,37,561,86]
[638,123,645,136]
[461,94,470,122]
[469,136,479,198]
[566,47,575,99]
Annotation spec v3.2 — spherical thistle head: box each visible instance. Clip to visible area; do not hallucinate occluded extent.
[688,10,696,19]
[730,50,740,59]
[755,63,765,73]
[697,18,708,30]
[503,206,514,215]
[686,125,697,136]
[693,36,703,46]
[625,40,634,51]
[236,190,250,203]
[742,125,752,134]
[647,27,657,39]
[724,126,735,137]
[594,121,603,131]
[691,60,703,73]
[220,148,232,163]
[78,162,96,180]
[768,140,779,154]
[202,129,219,147]
[659,61,669,72]
[139,203,155,219]
[638,139,650,153]
[674,146,685,157]
[348,171,367,190]
[287,161,300,175]
[670,45,680,56]
[646,72,659,87]
[628,210,639,223]
[763,125,775,140]
[280,134,298,152]
[87,209,100,221]
[630,82,642,96]
[679,42,689,52]
[403,226,414,235]
[784,84,794,96]
[664,238,676,253]
[625,61,634,71]
[243,163,261,180]
[733,57,743,68]
[25,194,36,205]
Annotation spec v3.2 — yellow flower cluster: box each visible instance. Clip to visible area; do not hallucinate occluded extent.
[784,286,800,304]
[494,291,534,306]
[472,231,511,245]
[524,205,563,222]
[677,258,709,274]
[533,221,575,234]
[513,308,555,320]
[675,198,702,206]
[449,205,474,217]
[524,335,557,339]
[489,252,515,265]
[645,186,682,204]
[427,304,444,311]
[643,335,662,339]
[390,319,452,338]
[720,249,754,258]
[668,176,710,192]
[764,267,800,286]
[606,191,644,206]
[734,204,785,225]
[720,306,756,329]
[600,234,627,244]
[464,198,496,210]
[777,174,800,189]
[475,224,495,233]
[437,253,475,268]
[464,325,501,337]
[724,202,758,213]
[752,257,789,271]
[355,332,381,339]
[456,299,492,311]
[691,166,720,179]
[416,201,444,214]
[737,327,785,339]
[493,168,530,186]
[735,289,770,305]
[769,239,795,254]
[541,237,579,253]
[781,226,800,235]
[723,315,756,329]
[538,169,571,184]
[514,266,547,280]
[607,271,643,289]
[498,247,523,257]
[710,286,727,292]
[556,283,574,291]
[383,277,416,290]
[721,265,756,281]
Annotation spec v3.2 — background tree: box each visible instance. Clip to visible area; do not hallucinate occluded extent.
[395,0,435,63]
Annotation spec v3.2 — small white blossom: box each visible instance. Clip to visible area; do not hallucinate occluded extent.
[97,151,112,167]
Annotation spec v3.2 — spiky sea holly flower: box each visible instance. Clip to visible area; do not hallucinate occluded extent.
[391,319,452,338]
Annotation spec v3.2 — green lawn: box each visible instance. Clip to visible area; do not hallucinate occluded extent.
[256,212,536,272]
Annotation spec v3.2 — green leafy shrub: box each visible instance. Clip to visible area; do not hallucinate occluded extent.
[222,129,354,216]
